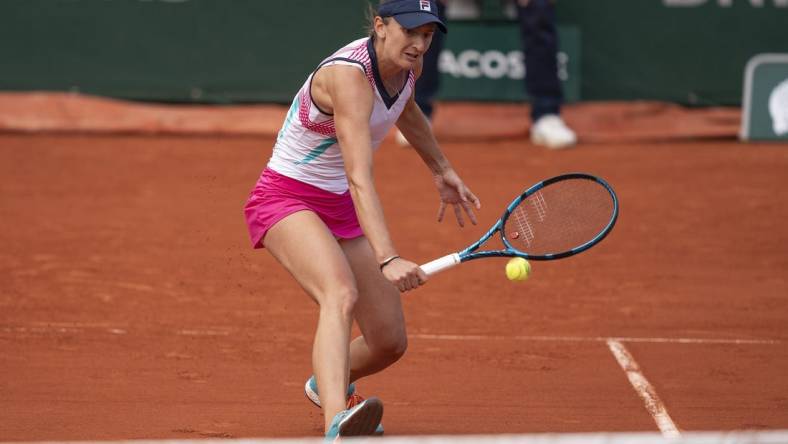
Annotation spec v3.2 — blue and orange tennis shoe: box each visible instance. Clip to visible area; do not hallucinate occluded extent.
[305,375,385,436]
[324,396,383,443]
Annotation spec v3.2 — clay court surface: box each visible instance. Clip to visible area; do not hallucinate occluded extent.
[1,101,788,440]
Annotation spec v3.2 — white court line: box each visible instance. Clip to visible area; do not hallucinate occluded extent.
[607,339,681,438]
[2,326,783,345]
[176,329,232,336]
[410,333,782,345]
[8,430,788,444]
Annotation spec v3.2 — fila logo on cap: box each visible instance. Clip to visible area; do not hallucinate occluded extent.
[420,0,432,12]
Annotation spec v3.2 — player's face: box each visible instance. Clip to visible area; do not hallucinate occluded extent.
[386,22,436,69]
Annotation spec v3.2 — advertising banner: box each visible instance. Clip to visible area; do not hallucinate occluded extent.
[741,54,788,141]
[437,23,581,102]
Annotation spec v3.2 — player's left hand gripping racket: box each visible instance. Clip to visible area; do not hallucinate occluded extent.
[420,173,619,276]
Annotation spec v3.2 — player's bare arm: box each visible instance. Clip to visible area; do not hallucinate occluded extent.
[325,65,426,291]
[396,97,480,227]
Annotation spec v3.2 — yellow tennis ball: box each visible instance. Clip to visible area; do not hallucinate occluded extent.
[505,257,531,281]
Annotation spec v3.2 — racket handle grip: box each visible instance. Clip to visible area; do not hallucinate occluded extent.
[420,253,461,276]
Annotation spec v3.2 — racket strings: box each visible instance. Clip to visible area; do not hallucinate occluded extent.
[512,205,535,246]
[510,190,549,247]
[532,191,548,221]
[503,179,614,256]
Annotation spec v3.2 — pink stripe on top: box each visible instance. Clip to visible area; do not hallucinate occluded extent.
[295,40,376,137]
[243,168,363,249]
[298,93,336,136]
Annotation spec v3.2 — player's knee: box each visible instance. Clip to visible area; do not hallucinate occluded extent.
[320,286,358,319]
[373,332,408,364]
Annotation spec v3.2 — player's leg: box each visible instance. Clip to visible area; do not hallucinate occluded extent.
[263,210,358,432]
[338,236,408,381]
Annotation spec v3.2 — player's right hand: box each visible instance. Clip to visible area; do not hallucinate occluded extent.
[382,257,427,292]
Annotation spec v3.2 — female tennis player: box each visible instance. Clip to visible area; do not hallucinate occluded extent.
[244,0,480,439]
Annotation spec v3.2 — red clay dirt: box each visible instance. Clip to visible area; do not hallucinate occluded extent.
[0,92,741,142]
[1,95,787,440]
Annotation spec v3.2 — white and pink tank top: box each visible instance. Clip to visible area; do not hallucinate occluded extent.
[267,37,416,194]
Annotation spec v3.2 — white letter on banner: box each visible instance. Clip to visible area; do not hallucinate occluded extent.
[480,50,509,79]
[438,50,461,77]
[458,50,482,79]
[664,0,784,6]
[770,79,788,135]
[557,52,569,81]
[509,51,525,79]
[663,0,706,6]
[715,0,775,5]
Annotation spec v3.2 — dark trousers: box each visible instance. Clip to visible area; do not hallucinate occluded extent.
[415,0,447,120]
[417,0,563,121]
[517,0,563,121]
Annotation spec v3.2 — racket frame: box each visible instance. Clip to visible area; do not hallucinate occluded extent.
[421,173,619,276]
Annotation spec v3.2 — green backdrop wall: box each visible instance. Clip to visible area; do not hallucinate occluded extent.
[0,0,370,103]
[556,1,788,106]
[1,1,787,105]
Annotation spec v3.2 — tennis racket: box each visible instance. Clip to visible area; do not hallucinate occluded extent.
[420,173,619,276]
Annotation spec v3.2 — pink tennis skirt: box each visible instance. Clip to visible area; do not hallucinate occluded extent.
[244,168,363,249]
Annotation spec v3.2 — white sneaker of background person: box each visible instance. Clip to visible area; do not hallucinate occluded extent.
[530,114,577,149]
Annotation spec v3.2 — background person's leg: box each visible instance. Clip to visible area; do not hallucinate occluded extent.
[518,0,576,148]
[517,0,563,122]
[415,0,448,120]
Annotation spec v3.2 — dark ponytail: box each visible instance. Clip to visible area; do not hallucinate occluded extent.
[366,0,393,37]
